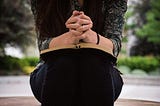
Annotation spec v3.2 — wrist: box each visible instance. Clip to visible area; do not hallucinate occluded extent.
[82,30,97,44]
[49,37,57,48]
[96,33,100,45]
[90,30,98,44]
[49,32,70,48]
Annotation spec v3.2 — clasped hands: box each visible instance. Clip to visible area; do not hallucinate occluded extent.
[49,10,98,48]
[49,11,114,54]
[65,10,97,44]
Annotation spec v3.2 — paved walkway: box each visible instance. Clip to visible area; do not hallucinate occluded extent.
[120,75,160,102]
[0,75,160,105]
[0,97,160,106]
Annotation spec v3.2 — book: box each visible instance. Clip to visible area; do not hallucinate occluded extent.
[40,43,116,62]
[41,43,113,56]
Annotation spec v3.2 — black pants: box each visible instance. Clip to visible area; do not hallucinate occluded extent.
[30,49,123,106]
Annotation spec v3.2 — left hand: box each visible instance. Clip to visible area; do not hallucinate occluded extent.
[66,11,97,44]
[77,12,97,44]
[80,29,97,44]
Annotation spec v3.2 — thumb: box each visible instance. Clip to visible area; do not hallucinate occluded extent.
[73,10,80,16]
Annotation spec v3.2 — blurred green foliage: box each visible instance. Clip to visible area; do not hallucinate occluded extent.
[0,56,160,75]
[136,0,160,43]
[125,0,160,56]
[0,56,39,75]
[20,57,39,67]
[118,56,160,73]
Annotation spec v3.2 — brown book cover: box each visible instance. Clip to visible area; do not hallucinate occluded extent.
[40,43,116,63]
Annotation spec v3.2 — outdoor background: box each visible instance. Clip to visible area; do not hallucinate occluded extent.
[0,0,159,76]
[0,0,160,103]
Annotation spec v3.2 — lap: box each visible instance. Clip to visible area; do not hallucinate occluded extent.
[30,49,123,105]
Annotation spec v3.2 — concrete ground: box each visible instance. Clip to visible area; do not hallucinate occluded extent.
[0,75,160,105]
[0,97,160,106]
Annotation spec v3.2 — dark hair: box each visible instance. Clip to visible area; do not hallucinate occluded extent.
[36,0,105,38]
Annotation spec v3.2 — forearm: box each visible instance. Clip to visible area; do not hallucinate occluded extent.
[103,0,127,57]
[98,35,114,51]
[38,33,72,51]
[48,32,78,48]
[38,37,52,51]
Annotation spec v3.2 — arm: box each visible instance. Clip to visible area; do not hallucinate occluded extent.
[30,0,49,51]
[30,0,84,51]
[38,37,52,51]
[103,0,128,57]
[30,0,52,51]
[67,1,127,57]
[38,11,86,51]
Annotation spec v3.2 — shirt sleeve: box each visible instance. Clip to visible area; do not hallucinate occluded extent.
[38,36,53,51]
[103,0,127,57]
[30,0,52,51]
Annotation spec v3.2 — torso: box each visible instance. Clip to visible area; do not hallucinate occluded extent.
[30,0,127,56]
[77,0,84,7]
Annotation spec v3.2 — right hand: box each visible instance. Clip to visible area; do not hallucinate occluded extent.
[49,31,80,48]
[49,11,91,48]
[66,11,93,41]
[49,11,81,48]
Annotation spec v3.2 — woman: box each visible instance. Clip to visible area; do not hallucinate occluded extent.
[30,0,127,106]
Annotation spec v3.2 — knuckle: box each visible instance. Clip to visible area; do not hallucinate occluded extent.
[79,19,84,24]
[82,26,86,31]
[75,24,79,28]
[77,24,81,28]
[70,30,74,34]
[89,24,92,28]
[78,27,83,31]
[65,22,68,26]
[66,24,70,28]
[77,27,82,32]
[79,31,83,35]
[81,34,86,39]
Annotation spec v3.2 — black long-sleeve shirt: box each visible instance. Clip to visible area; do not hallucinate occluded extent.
[31,0,127,57]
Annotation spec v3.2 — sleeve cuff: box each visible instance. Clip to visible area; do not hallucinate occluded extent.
[39,38,52,51]
[110,39,120,57]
